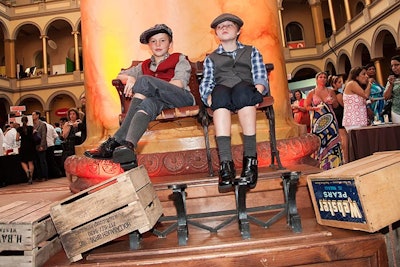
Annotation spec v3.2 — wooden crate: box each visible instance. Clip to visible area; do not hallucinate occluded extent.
[50,165,163,262]
[0,201,61,267]
[307,151,400,232]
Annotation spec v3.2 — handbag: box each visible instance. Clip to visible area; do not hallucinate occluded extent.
[380,99,392,117]
[33,131,41,145]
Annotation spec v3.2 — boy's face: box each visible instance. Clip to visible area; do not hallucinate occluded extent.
[215,21,240,41]
[148,33,172,58]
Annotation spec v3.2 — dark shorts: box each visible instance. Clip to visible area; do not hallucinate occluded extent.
[210,81,263,112]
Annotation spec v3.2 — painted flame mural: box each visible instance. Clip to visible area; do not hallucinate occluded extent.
[66,0,318,190]
[80,0,296,148]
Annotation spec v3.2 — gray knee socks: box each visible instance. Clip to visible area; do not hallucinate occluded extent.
[216,136,232,162]
[243,134,257,157]
[126,112,151,147]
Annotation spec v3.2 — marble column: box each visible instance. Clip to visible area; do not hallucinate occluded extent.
[40,35,48,75]
[372,58,384,86]
[327,0,337,34]
[4,39,16,78]
[309,0,326,44]
[72,31,81,71]
[344,0,352,22]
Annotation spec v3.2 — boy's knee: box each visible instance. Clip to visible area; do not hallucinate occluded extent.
[232,86,263,109]
[138,98,162,120]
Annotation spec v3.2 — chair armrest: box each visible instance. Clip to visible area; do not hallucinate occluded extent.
[257,96,274,109]
[112,79,131,115]
[112,79,125,94]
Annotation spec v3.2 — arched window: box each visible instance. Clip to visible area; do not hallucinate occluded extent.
[285,22,304,42]
[355,1,365,15]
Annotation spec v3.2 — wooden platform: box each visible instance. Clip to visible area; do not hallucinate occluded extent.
[0,162,393,266]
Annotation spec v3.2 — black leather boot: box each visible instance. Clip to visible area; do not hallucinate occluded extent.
[218,160,236,192]
[241,156,258,189]
[113,141,137,165]
[84,137,120,159]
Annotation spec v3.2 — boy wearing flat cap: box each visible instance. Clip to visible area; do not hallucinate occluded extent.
[85,24,195,166]
[200,13,269,192]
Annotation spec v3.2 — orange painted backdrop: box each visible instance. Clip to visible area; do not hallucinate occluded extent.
[80,0,296,149]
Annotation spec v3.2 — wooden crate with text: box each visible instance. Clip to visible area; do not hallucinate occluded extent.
[0,201,61,267]
[307,151,400,232]
[50,165,163,262]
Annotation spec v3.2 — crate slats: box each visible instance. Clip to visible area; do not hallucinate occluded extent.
[0,201,61,267]
[50,165,163,262]
[0,236,61,267]
[307,151,400,232]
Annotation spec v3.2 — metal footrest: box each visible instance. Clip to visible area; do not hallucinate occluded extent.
[129,171,302,248]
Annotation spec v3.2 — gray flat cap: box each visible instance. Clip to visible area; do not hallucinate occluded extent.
[210,13,244,29]
[139,24,173,44]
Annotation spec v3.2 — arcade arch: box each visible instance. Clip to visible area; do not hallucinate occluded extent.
[46,92,78,123]
[325,61,337,77]
[352,41,371,67]
[0,97,11,127]
[337,51,351,76]
[371,28,398,80]
[14,23,41,78]
[290,65,320,82]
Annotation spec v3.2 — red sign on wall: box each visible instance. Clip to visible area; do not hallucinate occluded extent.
[55,108,69,117]
[10,105,26,112]
[288,41,305,49]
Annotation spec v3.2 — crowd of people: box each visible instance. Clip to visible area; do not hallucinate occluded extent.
[0,97,86,185]
[291,55,400,169]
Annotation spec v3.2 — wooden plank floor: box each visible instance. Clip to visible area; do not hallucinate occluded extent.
[43,209,388,266]
[0,162,391,266]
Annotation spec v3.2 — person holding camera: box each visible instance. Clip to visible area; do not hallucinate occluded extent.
[61,107,84,167]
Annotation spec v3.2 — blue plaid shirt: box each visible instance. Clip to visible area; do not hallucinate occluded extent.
[199,41,268,105]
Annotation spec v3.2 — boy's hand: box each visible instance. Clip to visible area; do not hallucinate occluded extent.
[123,76,136,97]
[207,95,212,107]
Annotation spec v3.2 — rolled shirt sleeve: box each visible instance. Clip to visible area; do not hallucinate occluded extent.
[251,46,269,95]
[171,54,192,90]
[118,63,143,78]
[199,56,216,105]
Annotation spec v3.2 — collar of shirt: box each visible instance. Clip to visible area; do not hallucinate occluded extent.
[216,41,244,58]
[150,53,170,68]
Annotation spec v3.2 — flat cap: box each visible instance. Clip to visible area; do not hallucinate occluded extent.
[210,13,244,29]
[139,24,173,44]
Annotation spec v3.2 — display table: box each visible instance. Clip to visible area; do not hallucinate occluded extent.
[348,123,400,162]
[0,154,27,187]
